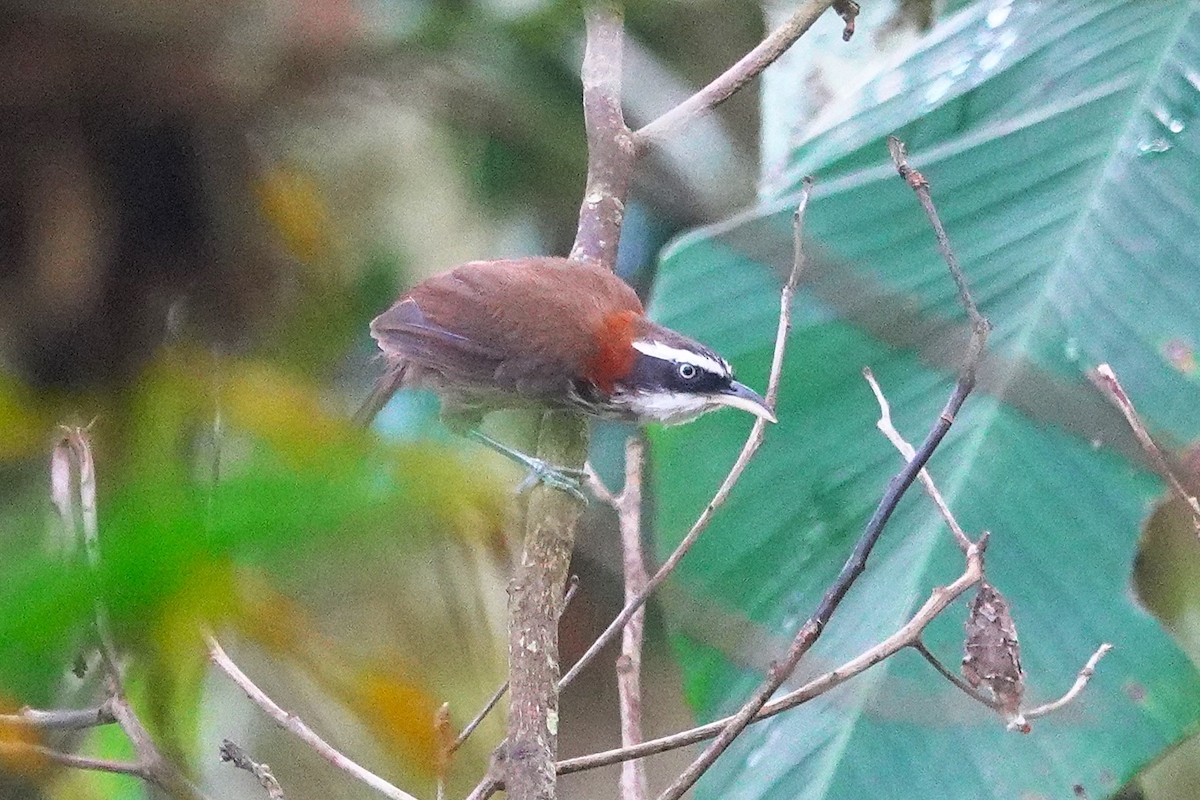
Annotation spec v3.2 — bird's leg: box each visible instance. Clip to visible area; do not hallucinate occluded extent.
[467,430,588,502]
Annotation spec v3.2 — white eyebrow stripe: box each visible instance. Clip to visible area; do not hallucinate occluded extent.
[632,339,729,376]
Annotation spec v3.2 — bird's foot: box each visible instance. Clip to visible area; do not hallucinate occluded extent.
[468,430,588,502]
[514,460,588,502]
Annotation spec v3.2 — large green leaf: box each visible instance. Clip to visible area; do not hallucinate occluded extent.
[648,2,1200,798]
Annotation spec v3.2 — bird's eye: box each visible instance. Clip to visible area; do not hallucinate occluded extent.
[678,363,698,380]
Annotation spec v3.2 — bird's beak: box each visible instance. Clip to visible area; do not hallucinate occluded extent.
[713,381,777,423]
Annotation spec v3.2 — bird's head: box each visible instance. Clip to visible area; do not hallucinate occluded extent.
[586,312,776,426]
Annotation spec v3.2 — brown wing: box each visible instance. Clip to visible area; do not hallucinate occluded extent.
[370,257,643,400]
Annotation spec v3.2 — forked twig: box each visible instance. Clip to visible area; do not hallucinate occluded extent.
[914,639,1113,731]
[863,368,973,553]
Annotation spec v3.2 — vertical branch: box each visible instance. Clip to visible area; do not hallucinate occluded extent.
[507,6,627,800]
[570,4,634,269]
[615,437,648,800]
[507,412,589,800]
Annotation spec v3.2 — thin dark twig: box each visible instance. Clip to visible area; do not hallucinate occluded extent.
[863,367,973,553]
[635,1,845,147]
[451,576,581,754]
[911,639,1004,713]
[656,140,990,800]
[220,739,286,800]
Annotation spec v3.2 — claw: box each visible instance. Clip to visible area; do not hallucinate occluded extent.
[469,430,588,502]
[515,459,588,502]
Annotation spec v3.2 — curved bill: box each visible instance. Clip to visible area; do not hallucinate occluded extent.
[712,381,776,423]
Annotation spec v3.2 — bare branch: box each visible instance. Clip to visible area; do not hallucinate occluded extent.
[0,703,116,731]
[1091,363,1200,534]
[912,639,1005,714]
[528,547,987,778]
[615,436,648,800]
[206,636,419,800]
[220,739,286,800]
[635,1,848,147]
[1021,643,1113,723]
[0,742,147,778]
[863,367,973,552]
[570,4,633,269]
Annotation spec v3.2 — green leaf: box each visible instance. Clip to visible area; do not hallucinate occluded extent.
[0,353,506,709]
[648,2,1200,798]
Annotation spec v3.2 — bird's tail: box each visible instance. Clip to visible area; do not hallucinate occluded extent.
[352,366,407,429]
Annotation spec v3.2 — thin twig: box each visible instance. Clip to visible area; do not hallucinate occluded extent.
[0,703,116,731]
[911,639,1004,713]
[615,436,649,800]
[50,428,209,800]
[887,137,989,338]
[1091,363,1200,534]
[206,636,419,800]
[451,577,581,755]
[488,547,986,780]
[634,1,844,147]
[863,368,973,553]
[1022,644,1113,721]
[583,464,618,506]
[220,739,286,800]
[0,742,147,778]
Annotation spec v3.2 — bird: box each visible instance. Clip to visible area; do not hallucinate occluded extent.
[356,257,775,496]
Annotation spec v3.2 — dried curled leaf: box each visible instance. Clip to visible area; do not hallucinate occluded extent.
[963,582,1025,717]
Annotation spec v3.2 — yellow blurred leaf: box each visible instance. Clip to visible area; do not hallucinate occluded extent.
[0,699,48,777]
[0,377,54,460]
[255,166,334,266]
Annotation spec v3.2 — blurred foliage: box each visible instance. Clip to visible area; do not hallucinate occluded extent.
[0,350,508,784]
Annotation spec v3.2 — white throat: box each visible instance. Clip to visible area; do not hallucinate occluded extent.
[622,391,713,426]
